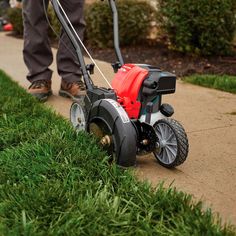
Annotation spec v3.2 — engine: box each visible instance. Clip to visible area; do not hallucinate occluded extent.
[111,64,176,120]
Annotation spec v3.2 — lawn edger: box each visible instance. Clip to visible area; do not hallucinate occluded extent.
[50,0,189,168]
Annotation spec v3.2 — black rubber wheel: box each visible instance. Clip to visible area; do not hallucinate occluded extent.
[153,118,189,168]
[87,99,137,167]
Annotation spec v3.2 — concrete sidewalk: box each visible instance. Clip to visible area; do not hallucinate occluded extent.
[0,32,236,224]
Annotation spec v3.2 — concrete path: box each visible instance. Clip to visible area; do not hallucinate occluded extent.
[0,32,236,224]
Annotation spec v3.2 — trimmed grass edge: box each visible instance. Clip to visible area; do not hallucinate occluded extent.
[183,74,236,94]
[0,70,235,235]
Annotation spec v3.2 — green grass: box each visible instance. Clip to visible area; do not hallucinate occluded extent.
[0,70,235,235]
[183,74,236,94]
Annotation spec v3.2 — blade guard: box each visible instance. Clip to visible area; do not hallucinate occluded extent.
[112,64,149,119]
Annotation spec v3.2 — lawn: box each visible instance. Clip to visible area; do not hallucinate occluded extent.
[183,74,236,94]
[0,70,235,235]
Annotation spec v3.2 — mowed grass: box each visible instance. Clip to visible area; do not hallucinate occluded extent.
[183,74,236,94]
[0,70,235,235]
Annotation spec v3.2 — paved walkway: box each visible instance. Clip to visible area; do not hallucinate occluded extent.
[0,32,236,224]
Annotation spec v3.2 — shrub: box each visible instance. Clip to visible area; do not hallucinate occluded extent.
[85,0,154,47]
[156,0,236,55]
[7,7,23,35]
[0,0,9,17]
[47,5,61,40]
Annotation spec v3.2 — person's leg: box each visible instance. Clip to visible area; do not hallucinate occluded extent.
[22,0,53,101]
[23,0,53,82]
[57,0,86,99]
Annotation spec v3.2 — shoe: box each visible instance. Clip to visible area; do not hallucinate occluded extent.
[28,80,52,102]
[59,80,86,100]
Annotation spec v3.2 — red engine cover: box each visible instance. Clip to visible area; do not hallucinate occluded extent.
[112,64,149,119]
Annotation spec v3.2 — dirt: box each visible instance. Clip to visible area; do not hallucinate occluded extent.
[9,30,236,77]
[87,42,236,77]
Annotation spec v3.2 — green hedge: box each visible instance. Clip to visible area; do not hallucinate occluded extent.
[47,5,61,40]
[7,1,154,47]
[6,1,236,56]
[156,0,236,55]
[85,0,154,47]
[7,7,23,35]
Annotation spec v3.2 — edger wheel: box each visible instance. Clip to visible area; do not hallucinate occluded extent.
[87,99,137,167]
[70,100,87,132]
[153,118,189,168]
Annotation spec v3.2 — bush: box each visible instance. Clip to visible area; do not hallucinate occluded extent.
[7,1,154,47]
[85,0,154,47]
[47,5,61,40]
[156,0,236,55]
[7,7,23,35]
